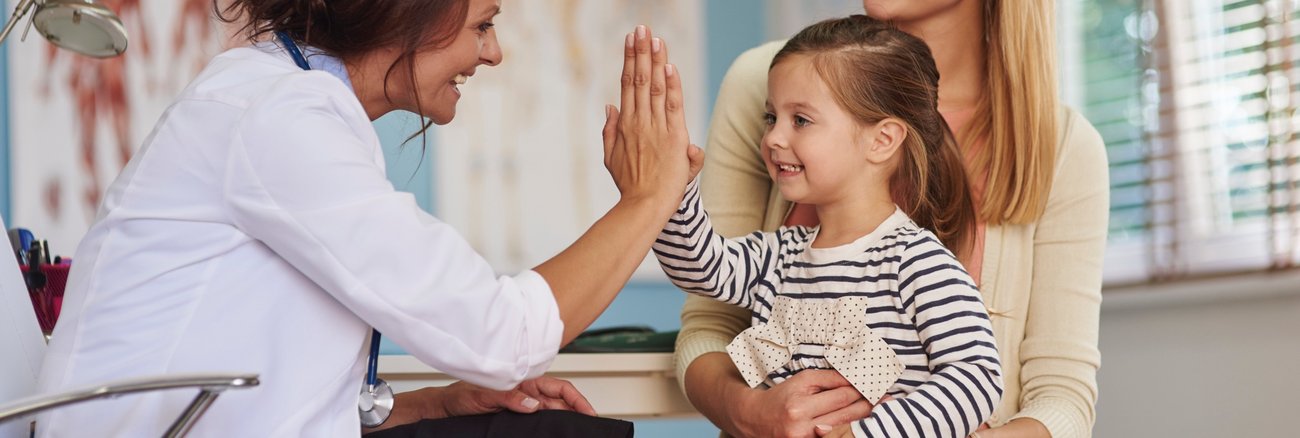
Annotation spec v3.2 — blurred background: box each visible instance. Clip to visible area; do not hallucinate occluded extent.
[1,0,1297,436]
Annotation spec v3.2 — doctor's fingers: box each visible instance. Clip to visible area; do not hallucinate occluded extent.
[619,31,635,126]
[650,36,668,129]
[520,377,597,416]
[618,25,653,127]
[666,62,690,177]
[634,25,654,124]
[602,105,620,167]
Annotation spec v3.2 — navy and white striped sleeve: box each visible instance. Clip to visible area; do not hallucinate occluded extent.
[854,233,1003,438]
[652,179,778,313]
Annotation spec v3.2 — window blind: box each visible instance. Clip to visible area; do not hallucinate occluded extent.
[1066,0,1300,286]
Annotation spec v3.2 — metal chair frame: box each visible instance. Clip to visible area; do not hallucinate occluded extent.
[0,373,259,437]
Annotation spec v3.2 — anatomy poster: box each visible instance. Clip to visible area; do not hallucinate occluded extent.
[435,0,706,279]
[8,0,234,255]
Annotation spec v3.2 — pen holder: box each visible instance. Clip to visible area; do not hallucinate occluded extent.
[20,263,70,335]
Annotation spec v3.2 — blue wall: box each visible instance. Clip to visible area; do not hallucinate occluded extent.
[375,113,437,214]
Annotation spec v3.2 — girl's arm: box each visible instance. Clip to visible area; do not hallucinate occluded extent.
[654,179,779,313]
[853,235,1003,437]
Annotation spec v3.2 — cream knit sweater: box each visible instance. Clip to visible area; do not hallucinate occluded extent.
[675,40,1107,438]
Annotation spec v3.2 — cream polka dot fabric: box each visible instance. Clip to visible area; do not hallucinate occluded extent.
[726,296,904,404]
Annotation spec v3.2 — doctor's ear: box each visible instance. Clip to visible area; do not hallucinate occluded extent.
[865,119,907,164]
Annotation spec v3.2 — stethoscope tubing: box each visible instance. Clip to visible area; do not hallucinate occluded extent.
[366,329,382,387]
[273,30,390,427]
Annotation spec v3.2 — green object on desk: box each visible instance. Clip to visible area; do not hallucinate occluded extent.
[560,326,678,353]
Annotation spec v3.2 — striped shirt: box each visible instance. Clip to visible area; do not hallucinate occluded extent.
[655,181,1003,437]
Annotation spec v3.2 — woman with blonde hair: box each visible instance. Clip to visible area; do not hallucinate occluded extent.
[675,1,1106,437]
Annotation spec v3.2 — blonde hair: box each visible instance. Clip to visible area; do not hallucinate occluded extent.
[963,0,1059,224]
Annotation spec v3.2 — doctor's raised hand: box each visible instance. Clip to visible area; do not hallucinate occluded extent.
[602,25,704,198]
[534,23,702,339]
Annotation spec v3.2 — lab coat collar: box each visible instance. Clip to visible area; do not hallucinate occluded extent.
[254,40,355,92]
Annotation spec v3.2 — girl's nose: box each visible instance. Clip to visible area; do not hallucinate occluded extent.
[762,131,788,150]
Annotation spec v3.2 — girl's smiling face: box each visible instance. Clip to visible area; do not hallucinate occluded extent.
[762,55,879,206]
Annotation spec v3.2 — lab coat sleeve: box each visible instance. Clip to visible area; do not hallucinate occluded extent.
[222,74,562,391]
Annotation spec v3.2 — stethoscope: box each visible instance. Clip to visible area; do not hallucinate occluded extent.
[274,31,394,428]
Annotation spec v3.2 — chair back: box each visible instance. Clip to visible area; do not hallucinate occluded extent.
[0,216,47,437]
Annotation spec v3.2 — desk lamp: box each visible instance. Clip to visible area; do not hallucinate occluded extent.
[0,0,127,57]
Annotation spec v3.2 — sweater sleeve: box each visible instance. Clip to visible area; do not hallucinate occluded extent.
[853,235,1004,438]
[1007,108,1107,438]
[655,180,779,313]
[675,40,788,388]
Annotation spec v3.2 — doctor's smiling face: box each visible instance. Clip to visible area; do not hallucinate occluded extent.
[392,0,503,124]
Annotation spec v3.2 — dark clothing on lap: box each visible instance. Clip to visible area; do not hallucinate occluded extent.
[363,410,634,438]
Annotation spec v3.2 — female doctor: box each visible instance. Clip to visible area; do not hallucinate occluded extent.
[34,0,698,436]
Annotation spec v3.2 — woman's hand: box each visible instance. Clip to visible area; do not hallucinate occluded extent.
[810,395,893,437]
[601,25,703,210]
[727,369,881,438]
[815,424,854,438]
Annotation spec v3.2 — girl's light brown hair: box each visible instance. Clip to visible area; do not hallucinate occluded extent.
[964,0,1059,224]
[773,15,976,256]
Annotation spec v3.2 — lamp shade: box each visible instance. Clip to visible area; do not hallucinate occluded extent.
[32,0,127,58]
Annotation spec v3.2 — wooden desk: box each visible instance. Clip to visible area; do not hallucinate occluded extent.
[379,353,699,419]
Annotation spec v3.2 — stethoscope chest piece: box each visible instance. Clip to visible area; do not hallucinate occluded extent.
[358,328,392,428]
[358,377,394,428]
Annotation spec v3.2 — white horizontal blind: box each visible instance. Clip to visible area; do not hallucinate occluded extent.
[1066,0,1300,286]
[1158,0,1300,278]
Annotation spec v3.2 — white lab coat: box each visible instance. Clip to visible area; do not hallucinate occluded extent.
[34,44,564,437]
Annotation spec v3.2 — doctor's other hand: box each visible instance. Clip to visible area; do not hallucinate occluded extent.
[370,377,596,432]
[601,24,696,210]
[436,377,597,418]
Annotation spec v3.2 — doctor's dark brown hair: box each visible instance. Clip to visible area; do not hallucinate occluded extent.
[217,0,469,139]
[772,15,977,258]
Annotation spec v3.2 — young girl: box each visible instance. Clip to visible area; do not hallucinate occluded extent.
[655,16,1001,437]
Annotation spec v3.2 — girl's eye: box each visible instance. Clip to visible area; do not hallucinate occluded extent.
[794,115,810,127]
[763,112,776,126]
[477,22,495,33]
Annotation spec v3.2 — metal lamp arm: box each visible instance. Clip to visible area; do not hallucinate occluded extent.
[0,0,36,45]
